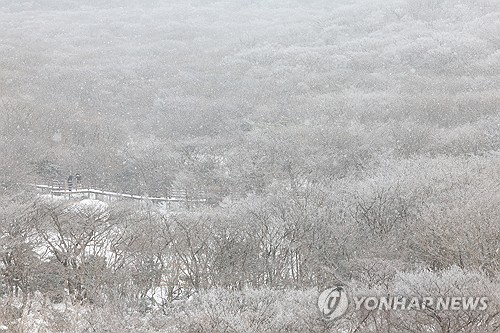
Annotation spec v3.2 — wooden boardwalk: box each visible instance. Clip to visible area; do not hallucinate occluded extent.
[34,183,207,210]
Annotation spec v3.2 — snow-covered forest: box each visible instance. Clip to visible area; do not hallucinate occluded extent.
[1,0,500,332]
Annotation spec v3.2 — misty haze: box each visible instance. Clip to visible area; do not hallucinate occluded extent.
[1,0,500,332]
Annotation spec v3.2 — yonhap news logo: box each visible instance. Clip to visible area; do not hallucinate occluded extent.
[352,295,489,312]
[317,286,349,320]
[318,287,489,321]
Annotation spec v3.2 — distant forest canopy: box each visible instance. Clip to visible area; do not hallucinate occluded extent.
[1,0,500,198]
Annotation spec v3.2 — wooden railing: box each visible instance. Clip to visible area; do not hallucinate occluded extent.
[34,183,207,210]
